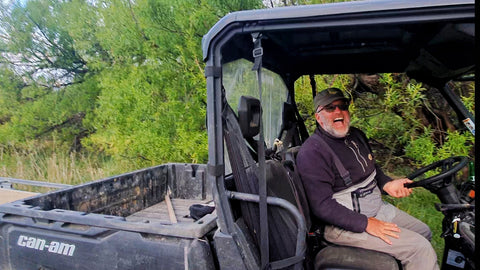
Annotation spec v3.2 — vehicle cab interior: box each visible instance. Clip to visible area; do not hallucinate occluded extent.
[202,1,475,269]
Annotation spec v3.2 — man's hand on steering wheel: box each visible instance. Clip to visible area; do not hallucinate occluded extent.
[383,178,413,198]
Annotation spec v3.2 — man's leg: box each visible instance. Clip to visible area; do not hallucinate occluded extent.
[390,205,432,241]
[324,224,439,270]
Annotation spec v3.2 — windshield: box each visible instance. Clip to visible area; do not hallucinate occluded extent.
[223,59,288,148]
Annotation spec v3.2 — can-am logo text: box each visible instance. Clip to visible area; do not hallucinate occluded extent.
[17,235,75,256]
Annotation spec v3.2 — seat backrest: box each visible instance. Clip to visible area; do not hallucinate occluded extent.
[281,150,312,231]
[224,98,307,269]
[265,160,304,264]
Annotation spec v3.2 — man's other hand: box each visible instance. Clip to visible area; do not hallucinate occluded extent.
[383,178,413,198]
[365,217,400,245]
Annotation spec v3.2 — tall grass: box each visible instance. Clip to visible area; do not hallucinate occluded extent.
[0,145,134,192]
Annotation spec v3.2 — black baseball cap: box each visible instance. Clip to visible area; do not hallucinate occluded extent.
[314,88,350,111]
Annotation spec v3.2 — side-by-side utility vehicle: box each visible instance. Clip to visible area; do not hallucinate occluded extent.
[0,0,475,269]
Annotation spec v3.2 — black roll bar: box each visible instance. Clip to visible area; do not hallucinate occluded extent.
[226,190,307,270]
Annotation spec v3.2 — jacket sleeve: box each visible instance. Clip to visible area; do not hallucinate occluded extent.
[297,140,368,233]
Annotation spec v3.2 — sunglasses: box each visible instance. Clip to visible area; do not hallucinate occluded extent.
[317,103,349,113]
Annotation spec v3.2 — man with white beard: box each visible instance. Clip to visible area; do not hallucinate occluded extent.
[297,88,439,270]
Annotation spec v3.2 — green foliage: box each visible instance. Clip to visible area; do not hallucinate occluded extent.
[437,131,474,158]
[0,67,23,124]
[79,0,223,166]
[58,0,111,71]
[378,74,424,132]
[83,63,208,166]
[406,129,474,166]
[404,128,438,165]
[1,0,87,85]
[83,0,260,166]
[266,0,350,7]
[461,94,475,116]
[354,74,474,168]
[1,0,262,168]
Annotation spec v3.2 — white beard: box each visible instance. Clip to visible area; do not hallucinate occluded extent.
[319,113,350,138]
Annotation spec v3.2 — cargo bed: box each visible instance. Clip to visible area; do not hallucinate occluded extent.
[0,163,217,270]
[126,198,213,223]
[0,189,39,204]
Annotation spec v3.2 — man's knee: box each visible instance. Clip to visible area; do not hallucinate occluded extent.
[416,236,435,254]
[403,236,438,270]
[402,217,432,241]
[416,221,432,241]
[424,227,432,241]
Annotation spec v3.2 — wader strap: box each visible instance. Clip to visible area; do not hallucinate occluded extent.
[252,32,269,270]
[309,135,352,187]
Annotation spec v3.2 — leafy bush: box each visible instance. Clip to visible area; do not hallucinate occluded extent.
[1,0,263,167]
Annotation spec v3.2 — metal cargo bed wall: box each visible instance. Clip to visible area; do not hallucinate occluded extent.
[21,163,209,217]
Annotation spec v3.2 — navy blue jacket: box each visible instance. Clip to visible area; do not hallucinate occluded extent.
[296,126,392,232]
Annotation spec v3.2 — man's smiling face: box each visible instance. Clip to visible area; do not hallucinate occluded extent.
[315,100,351,138]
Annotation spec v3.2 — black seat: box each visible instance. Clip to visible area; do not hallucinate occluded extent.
[315,246,400,270]
[265,160,307,267]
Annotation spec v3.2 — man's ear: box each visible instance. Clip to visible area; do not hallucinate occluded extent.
[315,112,322,126]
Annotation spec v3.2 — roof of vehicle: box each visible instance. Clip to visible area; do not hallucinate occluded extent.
[202,0,475,84]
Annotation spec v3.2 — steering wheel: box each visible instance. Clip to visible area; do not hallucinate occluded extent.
[404,156,469,189]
